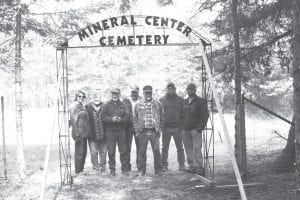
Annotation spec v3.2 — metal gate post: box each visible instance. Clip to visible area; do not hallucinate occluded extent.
[200,44,215,182]
[56,47,72,186]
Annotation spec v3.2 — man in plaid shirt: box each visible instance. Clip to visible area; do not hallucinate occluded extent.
[134,85,164,176]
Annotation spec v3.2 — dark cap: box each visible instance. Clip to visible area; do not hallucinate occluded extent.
[166,82,175,88]
[186,83,196,90]
[143,85,153,91]
[131,86,139,92]
[111,88,120,94]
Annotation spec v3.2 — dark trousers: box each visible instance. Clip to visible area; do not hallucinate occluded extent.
[137,129,162,174]
[162,127,185,168]
[88,138,107,171]
[106,130,127,172]
[125,126,139,171]
[75,138,87,173]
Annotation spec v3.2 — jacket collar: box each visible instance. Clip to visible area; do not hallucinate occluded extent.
[187,95,199,104]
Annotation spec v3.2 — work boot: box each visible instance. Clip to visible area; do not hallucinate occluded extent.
[155,170,164,176]
[137,171,145,178]
[179,164,186,171]
[195,168,205,176]
[110,170,116,177]
[162,166,168,172]
[100,168,105,174]
[122,171,130,176]
[185,167,196,174]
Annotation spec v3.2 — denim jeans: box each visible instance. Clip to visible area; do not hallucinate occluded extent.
[125,126,139,171]
[162,127,185,168]
[182,129,203,171]
[137,129,162,174]
[88,138,107,171]
[106,130,127,172]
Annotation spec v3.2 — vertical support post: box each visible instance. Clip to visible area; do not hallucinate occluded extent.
[1,96,7,180]
[198,41,247,200]
[15,5,26,180]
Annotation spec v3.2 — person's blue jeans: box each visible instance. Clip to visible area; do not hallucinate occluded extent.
[137,129,162,174]
[88,138,107,171]
[182,129,203,172]
[162,127,185,169]
[106,130,127,172]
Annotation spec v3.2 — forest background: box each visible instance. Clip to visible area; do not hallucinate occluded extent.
[0,0,293,117]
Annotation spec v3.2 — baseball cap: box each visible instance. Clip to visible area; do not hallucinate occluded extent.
[111,88,120,94]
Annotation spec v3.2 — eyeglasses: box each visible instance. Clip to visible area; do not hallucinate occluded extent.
[78,95,86,98]
[145,91,152,95]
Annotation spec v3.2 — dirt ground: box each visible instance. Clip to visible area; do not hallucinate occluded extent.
[0,111,296,200]
[0,145,296,200]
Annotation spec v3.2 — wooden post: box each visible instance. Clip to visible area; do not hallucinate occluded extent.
[198,42,247,200]
[293,0,300,198]
[237,102,246,177]
[1,96,7,180]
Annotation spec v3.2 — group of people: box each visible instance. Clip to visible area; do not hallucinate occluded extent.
[70,82,209,177]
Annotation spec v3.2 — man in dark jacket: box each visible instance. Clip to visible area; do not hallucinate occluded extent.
[182,83,209,176]
[86,91,107,173]
[70,90,92,174]
[101,88,130,176]
[160,83,185,171]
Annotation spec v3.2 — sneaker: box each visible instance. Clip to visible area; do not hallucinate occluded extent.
[110,171,116,177]
[162,166,168,172]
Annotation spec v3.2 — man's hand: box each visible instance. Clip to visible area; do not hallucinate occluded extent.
[190,129,199,135]
[156,130,161,138]
[135,131,141,138]
[112,116,118,122]
[116,116,122,123]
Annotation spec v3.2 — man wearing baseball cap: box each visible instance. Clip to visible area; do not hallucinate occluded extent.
[134,85,164,176]
[182,83,209,176]
[123,85,142,171]
[101,88,131,176]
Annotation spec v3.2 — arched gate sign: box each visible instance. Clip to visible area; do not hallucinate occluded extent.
[48,15,247,200]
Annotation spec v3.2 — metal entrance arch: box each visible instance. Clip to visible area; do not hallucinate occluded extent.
[55,15,215,187]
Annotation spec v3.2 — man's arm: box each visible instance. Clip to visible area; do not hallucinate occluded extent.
[158,101,165,130]
[133,103,140,133]
[196,98,209,132]
[120,102,131,123]
[101,103,114,123]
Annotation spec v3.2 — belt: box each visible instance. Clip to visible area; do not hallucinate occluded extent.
[143,128,155,135]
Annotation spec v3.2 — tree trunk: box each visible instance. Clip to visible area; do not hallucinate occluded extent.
[294,0,300,197]
[274,116,295,172]
[15,8,26,180]
[232,0,247,176]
